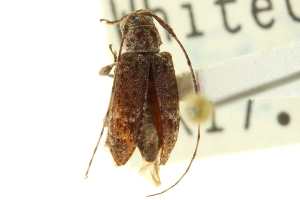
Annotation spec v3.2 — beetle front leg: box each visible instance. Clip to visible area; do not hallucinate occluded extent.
[99,63,116,78]
[99,44,118,78]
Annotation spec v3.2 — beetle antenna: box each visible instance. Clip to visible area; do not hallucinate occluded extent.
[146,13,201,197]
[100,9,147,25]
[88,13,135,179]
[85,120,106,179]
[100,14,129,25]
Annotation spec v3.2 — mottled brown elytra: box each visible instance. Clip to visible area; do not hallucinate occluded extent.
[85,9,200,197]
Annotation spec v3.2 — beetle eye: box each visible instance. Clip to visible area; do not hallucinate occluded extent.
[146,15,153,21]
[131,16,139,24]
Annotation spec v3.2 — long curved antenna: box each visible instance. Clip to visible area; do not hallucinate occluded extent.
[100,9,147,25]
[85,15,125,178]
[100,14,128,25]
[85,116,107,179]
[87,13,135,179]
[146,12,201,197]
[85,13,136,178]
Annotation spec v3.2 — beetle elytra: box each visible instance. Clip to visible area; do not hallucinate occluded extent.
[85,9,200,197]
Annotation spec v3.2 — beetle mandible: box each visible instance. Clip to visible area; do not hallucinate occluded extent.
[85,9,200,197]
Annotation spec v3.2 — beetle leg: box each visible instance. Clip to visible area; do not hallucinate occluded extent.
[99,63,116,77]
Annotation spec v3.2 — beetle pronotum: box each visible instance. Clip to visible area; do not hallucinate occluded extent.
[85,9,200,197]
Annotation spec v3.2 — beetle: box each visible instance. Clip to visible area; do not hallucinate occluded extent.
[85,9,200,197]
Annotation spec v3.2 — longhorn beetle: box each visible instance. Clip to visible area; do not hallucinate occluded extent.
[85,9,200,197]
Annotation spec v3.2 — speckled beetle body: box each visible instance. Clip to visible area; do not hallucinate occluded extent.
[85,9,200,197]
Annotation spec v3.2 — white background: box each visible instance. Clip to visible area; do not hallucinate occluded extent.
[1,0,300,200]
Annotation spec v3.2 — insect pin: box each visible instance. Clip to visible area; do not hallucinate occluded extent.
[85,9,200,197]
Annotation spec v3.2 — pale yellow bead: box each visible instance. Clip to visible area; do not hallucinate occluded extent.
[184,93,213,123]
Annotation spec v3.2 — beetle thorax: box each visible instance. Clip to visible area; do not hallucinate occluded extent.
[121,14,162,53]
